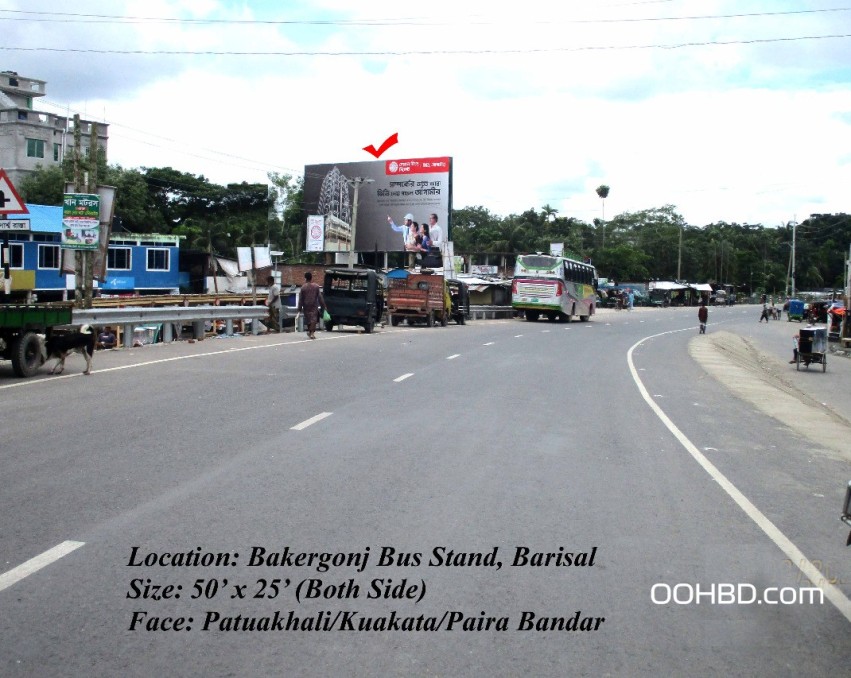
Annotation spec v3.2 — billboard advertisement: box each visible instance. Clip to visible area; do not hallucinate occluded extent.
[303,156,452,252]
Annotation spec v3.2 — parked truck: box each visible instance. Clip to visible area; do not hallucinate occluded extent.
[0,303,73,377]
[386,269,449,327]
[322,267,384,334]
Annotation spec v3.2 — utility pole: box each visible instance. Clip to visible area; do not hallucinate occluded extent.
[790,220,797,300]
[84,123,98,308]
[72,115,84,308]
[676,223,683,281]
[346,177,373,269]
[70,115,99,309]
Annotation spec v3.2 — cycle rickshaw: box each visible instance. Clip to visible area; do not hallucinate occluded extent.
[796,326,827,372]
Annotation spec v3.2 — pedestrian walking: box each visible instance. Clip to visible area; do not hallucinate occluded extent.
[297,271,325,339]
[698,302,708,334]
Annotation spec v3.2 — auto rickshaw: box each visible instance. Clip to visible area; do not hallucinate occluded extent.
[787,299,804,322]
[447,279,470,325]
[322,267,384,333]
[796,326,827,372]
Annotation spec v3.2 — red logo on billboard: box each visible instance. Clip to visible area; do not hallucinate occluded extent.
[385,157,451,175]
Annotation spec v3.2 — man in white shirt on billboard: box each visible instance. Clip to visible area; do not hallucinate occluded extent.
[428,213,443,250]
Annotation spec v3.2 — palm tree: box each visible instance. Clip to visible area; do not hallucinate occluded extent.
[595,185,610,220]
[541,204,559,224]
[595,185,610,247]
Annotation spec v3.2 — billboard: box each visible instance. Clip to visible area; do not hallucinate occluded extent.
[303,156,452,252]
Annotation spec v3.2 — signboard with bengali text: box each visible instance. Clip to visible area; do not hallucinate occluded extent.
[303,156,452,252]
[62,193,100,250]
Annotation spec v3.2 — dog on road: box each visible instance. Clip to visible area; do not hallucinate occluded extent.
[43,324,96,375]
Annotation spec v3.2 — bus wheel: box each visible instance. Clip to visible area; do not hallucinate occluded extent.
[579,315,589,322]
[547,313,558,322]
[525,311,539,322]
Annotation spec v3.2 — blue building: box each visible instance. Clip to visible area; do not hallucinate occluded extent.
[2,203,182,300]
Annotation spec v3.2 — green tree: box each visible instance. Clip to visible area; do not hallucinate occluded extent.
[18,164,65,204]
[268,172,305,260]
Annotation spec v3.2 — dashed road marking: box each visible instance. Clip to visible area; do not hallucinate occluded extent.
[0,541,85,593]
[290,412,333,430]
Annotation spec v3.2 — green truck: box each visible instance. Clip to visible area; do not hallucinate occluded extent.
[0,303,73,377]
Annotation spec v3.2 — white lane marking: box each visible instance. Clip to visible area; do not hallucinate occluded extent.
[483,342,495,346]
[627,329,851,623]
[514,334,523,338]
[394,373,414,382]
[542,330,551,333]
[0,334,364,391]
[447,354,460,360]
[0,541,85,593]
[290,412,332,430]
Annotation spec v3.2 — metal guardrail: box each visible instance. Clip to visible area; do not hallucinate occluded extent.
[72,305,271,347]
[66,304,513,348]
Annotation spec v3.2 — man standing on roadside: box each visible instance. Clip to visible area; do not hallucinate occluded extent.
[264,275,282,333]
[297,271,325,339]
[698,301,708,334]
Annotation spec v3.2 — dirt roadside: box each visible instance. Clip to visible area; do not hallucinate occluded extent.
[689,326,851,463]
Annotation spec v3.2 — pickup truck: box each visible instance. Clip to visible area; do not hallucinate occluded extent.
[386,269,449,327]
[0,303,73,376]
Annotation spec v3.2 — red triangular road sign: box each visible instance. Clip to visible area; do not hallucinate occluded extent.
[0,169,29,214]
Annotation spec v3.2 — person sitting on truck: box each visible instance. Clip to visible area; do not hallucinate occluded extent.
[97,326,116,350]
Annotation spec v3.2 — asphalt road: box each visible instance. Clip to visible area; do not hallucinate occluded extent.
[1,306,849,676]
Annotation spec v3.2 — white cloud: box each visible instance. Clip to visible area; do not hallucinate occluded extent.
[7,0,851,226]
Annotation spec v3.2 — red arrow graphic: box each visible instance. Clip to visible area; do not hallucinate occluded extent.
[363,132,399,158]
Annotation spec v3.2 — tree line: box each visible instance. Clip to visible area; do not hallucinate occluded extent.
[20,162,850,295]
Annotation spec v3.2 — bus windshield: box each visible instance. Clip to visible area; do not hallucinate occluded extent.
[515,254,560,275]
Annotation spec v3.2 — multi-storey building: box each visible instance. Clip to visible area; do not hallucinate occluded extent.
[0,70,108,187]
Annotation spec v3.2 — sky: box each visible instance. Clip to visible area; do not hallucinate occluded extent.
[2,0,851,227]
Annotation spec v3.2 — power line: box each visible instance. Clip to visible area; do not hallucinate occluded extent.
[0,6,848,26]
[2,33,850,56]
